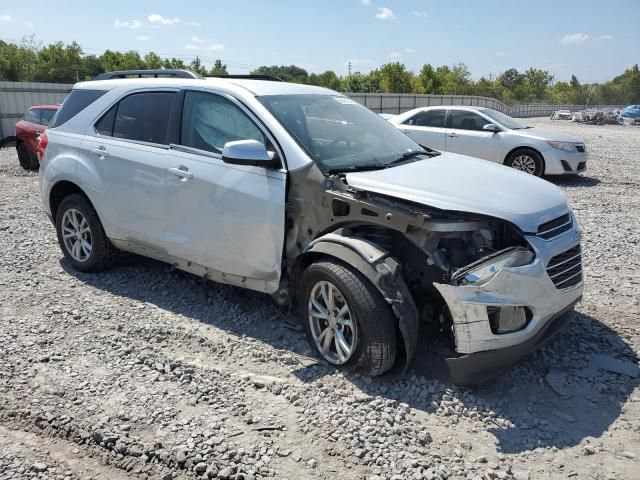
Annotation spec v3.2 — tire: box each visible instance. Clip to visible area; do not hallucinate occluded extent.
[55,194,116,272]
[16,142,38,170]
[298,260,397,376]
[505,149,544,177]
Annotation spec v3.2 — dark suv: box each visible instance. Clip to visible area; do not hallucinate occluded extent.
[15,104,58,170]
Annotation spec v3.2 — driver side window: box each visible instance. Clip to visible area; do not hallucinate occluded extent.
[180,91,265,154]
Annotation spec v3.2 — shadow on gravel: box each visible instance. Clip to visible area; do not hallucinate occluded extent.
[545,174,601,188]
[62,255,638,455]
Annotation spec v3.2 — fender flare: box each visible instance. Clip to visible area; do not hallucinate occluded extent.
[299,230,419,372]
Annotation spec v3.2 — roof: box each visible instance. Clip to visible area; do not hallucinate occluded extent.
[74,77,338,97]
[29,104,59,110]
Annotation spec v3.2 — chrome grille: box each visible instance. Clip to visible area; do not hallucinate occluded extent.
[537,213,572,239]
[547,244,583,290]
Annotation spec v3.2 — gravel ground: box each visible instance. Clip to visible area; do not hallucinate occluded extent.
[0,118,639,480]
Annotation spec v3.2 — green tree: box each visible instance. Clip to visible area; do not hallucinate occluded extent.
[377,62,413,93]
[189,56,208,76]
[251,65,309,83]
[143,52,163,69]
[209,59,228,75]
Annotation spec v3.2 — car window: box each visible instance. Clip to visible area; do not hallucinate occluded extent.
[180,90,265,154]
[40,109,56,126]
[449,110,492,131]
[50,89,107,128]
[23,109,40,124]
[112,92,175,144]
[95,105,117,136]
[404,110,446,128]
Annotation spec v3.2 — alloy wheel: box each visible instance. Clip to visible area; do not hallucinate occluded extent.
[308,280,358,365]
[511,155,537,174]
[61,208,92,262]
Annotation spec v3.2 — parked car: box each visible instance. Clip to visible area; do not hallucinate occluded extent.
[15,104,58,170]
[389,106,588,176]
[39,70,583,384]
[550,110,572,120]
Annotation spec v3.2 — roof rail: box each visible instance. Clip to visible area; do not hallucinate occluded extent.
[93,69,203,80]
[208,74,283,82]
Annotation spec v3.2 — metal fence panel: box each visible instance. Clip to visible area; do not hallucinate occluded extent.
[0,81,72,141]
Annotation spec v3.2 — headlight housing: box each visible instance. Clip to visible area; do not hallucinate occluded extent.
[452,247,535,286]
[547,140,578,152]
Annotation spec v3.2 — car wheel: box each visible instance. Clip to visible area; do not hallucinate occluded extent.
[55,194,116,272]
[16,142,38,170]
[299,260,397,376]
[505,149,544,176]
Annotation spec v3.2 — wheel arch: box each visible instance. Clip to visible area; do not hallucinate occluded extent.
[49,180,94,221]
[503,145,546,174]
[292,229,420,373]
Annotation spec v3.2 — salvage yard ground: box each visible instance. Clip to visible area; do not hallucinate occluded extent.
[0,118,639,480]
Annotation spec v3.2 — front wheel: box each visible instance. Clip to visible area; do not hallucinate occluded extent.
[298,260,397,376]
[505,149,544,177]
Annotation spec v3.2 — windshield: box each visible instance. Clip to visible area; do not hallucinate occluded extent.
[258,94,425,172]
[478,108,527,130]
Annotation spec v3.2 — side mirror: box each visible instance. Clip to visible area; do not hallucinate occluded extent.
[222,139,280,168]
[483,123,500,133]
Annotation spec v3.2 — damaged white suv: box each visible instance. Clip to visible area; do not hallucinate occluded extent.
[39,70,583,384]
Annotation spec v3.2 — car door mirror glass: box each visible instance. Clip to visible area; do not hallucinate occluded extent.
[483,123,499,132]
[222,140,279,168]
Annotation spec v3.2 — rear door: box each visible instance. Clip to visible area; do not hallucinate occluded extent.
[445,109,503,162]
[163,89,286,292]
[398,109,447,150]
[80,90,177,248]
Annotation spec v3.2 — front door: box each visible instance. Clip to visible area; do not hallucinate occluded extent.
[445,109,503,162]
[163,89,286,292]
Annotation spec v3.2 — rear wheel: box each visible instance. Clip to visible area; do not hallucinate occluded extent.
[505,149,544,177]
[299,260,397,376]
[55,194,116,272]
[16,142,38,170]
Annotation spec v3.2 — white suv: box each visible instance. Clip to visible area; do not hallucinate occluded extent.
[389,106,588,176]
[39,70,583,384]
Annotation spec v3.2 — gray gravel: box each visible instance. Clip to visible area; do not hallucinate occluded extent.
[1,118,639,480]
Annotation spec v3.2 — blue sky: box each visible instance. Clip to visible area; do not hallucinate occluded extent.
[1,0,638,82]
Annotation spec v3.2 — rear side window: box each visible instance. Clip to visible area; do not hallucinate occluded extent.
[112,92,175,144]
[40,109,56,126]
[23,109,40,124]
[404,110,446,128]
[50,89,107,128]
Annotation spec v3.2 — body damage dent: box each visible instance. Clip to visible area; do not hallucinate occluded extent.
[304,232,419,371]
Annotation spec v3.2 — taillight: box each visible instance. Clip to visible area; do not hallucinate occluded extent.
[37,130,48,162]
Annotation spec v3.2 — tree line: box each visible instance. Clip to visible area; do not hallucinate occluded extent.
[1,37,638,105]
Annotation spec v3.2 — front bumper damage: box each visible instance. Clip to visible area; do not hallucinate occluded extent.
[434,250,583,385]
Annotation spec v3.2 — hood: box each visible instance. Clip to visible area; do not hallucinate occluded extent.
[514,127,583,143]
[345,153,569,233]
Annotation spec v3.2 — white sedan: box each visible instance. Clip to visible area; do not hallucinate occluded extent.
[388,106,588,176]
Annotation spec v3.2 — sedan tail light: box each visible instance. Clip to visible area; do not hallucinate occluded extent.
[37,130,48,162]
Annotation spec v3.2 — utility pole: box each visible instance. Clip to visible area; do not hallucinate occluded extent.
[348,61,352,92]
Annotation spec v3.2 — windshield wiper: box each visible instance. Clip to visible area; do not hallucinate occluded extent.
[327,163,388,174]
[387,149,439,166]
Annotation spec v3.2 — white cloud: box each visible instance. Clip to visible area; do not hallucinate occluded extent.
[148,14,180,25]
[136,35,150,41]
[24,21,34,27]
[0,14,12,22]
[359,0,371,4]
[405,48,416,54]
[191,36,206,43]
[600,34,613,40]
[412,11,429,18]
[184,20,201,27]
[114,18,142,29]
[184,44,200,51]
[208,44,225,51]
[561,33,589,44]
[375,7,395,20]
[389,51,403,59]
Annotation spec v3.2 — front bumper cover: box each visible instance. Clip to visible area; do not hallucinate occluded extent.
[445,300,579,385]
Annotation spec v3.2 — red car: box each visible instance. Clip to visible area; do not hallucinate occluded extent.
[15,104,58,170]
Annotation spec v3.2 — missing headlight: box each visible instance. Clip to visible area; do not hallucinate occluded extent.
[487,306,532,334]
[451,247,535,286]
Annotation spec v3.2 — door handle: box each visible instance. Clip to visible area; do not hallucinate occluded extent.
[447,133,458,138]
[168,166,193,180]
[401,129,411,134]
[91,147,110,157]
